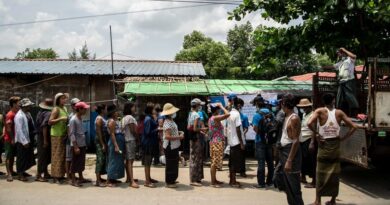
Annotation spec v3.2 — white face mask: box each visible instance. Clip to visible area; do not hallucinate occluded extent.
[299,108,305,113]
[198,106,202,112]
[171,113,177,119]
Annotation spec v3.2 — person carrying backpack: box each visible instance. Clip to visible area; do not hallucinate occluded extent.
[251,95,276,189]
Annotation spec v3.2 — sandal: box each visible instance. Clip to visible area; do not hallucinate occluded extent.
[130,182,140,188]
[144,183,156,188]
[79,179,92,184]
[150,179,159,183]
[94,182,107,187]
[190,182,202,187]
[229,182,241,188]
[71,182,83,187]
[304,184,316,188]
[106,183,116,188]
[7,175,13,182]
[211,184,221,188]
[35,177,48,182]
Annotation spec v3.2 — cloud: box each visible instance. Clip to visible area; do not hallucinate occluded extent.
[0,0,292,60]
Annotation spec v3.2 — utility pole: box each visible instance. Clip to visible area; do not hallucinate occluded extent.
[109,25,116,101]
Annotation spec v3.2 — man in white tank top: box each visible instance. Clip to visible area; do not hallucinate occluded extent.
[274,94,304,205]
[308,93,358,205]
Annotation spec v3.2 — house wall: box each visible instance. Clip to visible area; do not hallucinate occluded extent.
[0,74,114,113]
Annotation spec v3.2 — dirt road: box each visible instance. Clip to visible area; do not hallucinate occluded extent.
[0,156,389,205]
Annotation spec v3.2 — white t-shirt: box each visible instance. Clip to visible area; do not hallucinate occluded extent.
[300,112,313,142]
[335,57,355,82]
[226,108,243,147]
[122,115,137,142]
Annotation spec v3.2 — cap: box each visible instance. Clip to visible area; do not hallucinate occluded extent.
[20,98,34,107]
[191,98,205,106]
[70,98,81,105]
[75,101,90,109]
[227,93,237,100]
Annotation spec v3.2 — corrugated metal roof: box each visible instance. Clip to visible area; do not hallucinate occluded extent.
[0,59,206,76]
[290,65,365,81]
[121,79,312,96]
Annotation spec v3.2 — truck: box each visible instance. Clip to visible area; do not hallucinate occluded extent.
[312,57,390,168]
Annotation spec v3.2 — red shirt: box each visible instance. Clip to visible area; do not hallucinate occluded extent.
[3,111,16,143]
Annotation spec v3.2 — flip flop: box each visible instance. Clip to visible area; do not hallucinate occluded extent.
[304,184,316,188]
[71,182,83,187]
[79,179,92,183]
[106,183,116,188]
[144,183,156,188]
[6,176,13,182]
[18,177,28,182]
[94,182,107,187]
[211,184,221,188]
[150,179,159,183]
[35,178,48,182]
[130,183,140,189]
[229,182,241,188]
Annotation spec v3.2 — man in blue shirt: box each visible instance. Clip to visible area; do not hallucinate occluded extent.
[251,95,274,188]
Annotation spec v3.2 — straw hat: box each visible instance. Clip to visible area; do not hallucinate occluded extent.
[39,98,54,110]
[161,103,179,116]
[296,98,312,107]
[54,93,69,106]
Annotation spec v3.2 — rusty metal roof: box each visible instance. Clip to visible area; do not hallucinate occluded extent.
[0,59,206,76]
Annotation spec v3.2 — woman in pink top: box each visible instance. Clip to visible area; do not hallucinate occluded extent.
[208,103,230,188]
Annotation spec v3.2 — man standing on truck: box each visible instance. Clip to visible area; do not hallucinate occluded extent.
[324,47,359,116]
[308,93,358,205]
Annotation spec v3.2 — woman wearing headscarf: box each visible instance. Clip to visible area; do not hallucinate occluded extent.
[49,93,69,184]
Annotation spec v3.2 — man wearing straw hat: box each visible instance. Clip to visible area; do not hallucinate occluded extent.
[14,98,36,181]
[296,98,316,188]
[35,98,54,182]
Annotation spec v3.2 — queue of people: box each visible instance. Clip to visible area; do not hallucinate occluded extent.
[0,92,360,205]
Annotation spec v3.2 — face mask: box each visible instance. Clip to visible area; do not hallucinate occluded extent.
[171,113,177,119]
[198,107,202,112]
[299,108,305,113]
[272,107,277,112]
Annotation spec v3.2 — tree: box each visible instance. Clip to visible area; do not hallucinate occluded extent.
[182,30,212,49]
[68,49,77,60]
[250,26,331,79]
[68,41,96,60]
[175,31,232,78]
[16,48,58,59]
[229,0,390,65]
[227,21,254,68]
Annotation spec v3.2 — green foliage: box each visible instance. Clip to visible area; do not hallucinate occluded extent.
[227,21,254,68]
[229,0,390,61]
[182,30,212,49]
[16,48,58,59]
[68,41,96,60]
[68,49,77,60]
[175,34,232,78]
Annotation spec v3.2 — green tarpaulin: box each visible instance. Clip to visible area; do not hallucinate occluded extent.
[121,79,312,96]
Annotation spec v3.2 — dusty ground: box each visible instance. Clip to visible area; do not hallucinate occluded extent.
[0,155,389,205]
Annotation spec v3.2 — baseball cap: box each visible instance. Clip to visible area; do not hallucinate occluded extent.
[191,98,205,106]
[227,93,237,100]
[70,98,81,105]
[20,98,34,107]
[75,101,90,109]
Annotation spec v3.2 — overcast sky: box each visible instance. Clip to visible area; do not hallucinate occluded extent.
[0,0,284,60]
